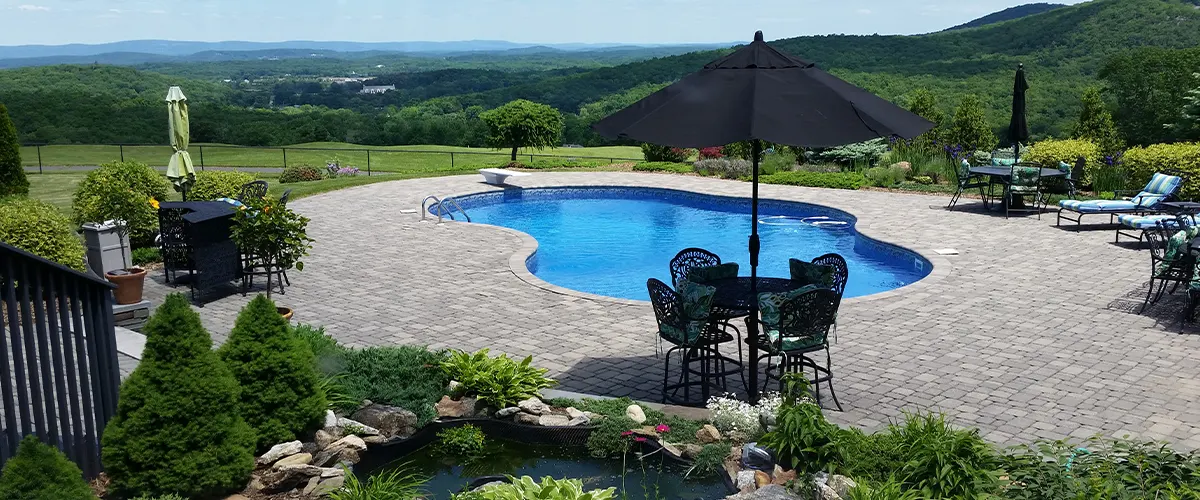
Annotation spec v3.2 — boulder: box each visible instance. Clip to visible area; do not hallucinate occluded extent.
[311,475,346,496]
[696,424,722,444]
[258,441,303,465]
[625,404,647,424]
[736,470,758,491]
[682,444,704,460]
[829,476,856,497]
[320,467,346,478]
[435,396,477,419]
[771,465,796,486]
[225,495,250,500]
[336,417,380,436]
[495,407,522,418]
[300,442,318,456]
[247,477,265,492]
[363,435,391,446]
[818,484,842,500]
[583,411,604,421]
[661,442,683,457]
[724,484,799,500]
[272,452,312,469]
[302,476,321,495]
[632,426,659,438]
[539,414,571,427]
[565,407,585,419]
[518,397,551,415]
[324,410,338,429]
[338,448,361,465]
[567,415,591,426]
[514,413,540,425]
[260,464,322,494]
[314,429,337,450]
[755,470,772,488]
[352,403,419,438]
[331,435,367,451]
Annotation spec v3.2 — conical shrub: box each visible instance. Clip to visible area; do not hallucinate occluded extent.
[101,293,255,499]
[219,294,325,451]
[0,435,95,500]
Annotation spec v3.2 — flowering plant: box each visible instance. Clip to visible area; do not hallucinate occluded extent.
[699,147,724,160]
[334,166,360,177]
[230,195,314,296]
[706,392,782,441]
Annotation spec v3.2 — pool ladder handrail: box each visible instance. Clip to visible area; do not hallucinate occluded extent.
[421,195,471,223]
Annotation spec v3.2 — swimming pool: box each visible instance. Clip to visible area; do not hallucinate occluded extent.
[451,187,930,301]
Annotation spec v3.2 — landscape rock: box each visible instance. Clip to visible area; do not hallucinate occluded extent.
[352,403,419,438]
[225,495,250,500]
[818,484,842,500]
[260,464,322,494]
[755,470,772,488]
[736,470,758,491]
[338,448,361,465]
[302,476,322,496]
[829,476,856,497]
[771,465,796,486]
[583,411,604,421]
[312,475,345,496]
[448,380,462,392]
[724,484,799,500]
[247,477,265,492]
[565,407,585,419]
[518,397,551,415]
[538,414,571,427]
[312,446,346,467]
[300,442,318,455]
[324,410,338,429]
[514,412,541,425]
[632,426,659,438]
[272,452,312,468]
[682,444,704,459]
[496,407,522,418]
[320,467,346,478]
[258,441,303,465]
[335,417,380,436]
[314,430,337,449]
[435,396,478,419]
[363,435,391,446]
[567,415,591,426]
[625,404,647,424]
[661,442,683,457]
[696,424,722,444]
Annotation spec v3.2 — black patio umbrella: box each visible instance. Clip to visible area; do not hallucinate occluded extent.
[593,31,934,403]
[1008,64,1030,159]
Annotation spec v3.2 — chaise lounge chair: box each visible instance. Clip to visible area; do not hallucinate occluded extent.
[1056,172,1185,232]
[1115,213,1196,245]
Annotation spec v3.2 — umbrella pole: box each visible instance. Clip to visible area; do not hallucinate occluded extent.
[748,139,762,404]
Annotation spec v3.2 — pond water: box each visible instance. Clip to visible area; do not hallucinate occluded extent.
[353,437,730,500]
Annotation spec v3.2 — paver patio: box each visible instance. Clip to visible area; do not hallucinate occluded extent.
[142,171,1200,450]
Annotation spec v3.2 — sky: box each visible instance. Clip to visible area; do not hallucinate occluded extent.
[0,0,1091,46]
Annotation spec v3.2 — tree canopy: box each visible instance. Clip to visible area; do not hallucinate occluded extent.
[479,99,563,160]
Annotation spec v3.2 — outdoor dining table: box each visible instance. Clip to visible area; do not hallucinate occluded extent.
[969,166,1067,208]
[703,276,810,400]
[158,201,242,299]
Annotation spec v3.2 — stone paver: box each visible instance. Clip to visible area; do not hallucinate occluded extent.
[142,172,1200,450]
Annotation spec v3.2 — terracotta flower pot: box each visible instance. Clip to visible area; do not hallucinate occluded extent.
[106,267,147,305]
[277,306,294,321]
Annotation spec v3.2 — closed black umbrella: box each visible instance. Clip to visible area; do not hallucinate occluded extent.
[594,31,933,403]
[1008,64,1030,159]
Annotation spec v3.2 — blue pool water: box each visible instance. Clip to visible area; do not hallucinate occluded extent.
[453,187,929,301]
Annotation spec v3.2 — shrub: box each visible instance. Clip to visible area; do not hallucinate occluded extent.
[279,164,324,184]
[293,323,343,359]
[632,161,693,173]
[1024,138,1102,183]
[761,149,798,175]
[641,143,693,162]
[1003,437,1200,499]
[864,166,908,187]
[1123,142,1200,199]
[0,103,28,197]
[813,139,888,167]
[72,161,170,246]
[694,158,752,179]
[759,376,843,476]
[947,94,997,153]
[0,435,94,500]
[0,197,86,270]
[689,444,731,477]
[440,349,556,409]
[337,346,449,424]
[1073,87,1125,156]
[472,476,615,500]
[102,293,255,499]
[229,194,313,297]
[886,412,1000,498]
[913,176,934,185]
[219,295,326,451]
[131,246,161,265]
[437,424,487,457]
[187,170,256,201]
[330,466,429,500]
[699,146,724,159]
[759,171,865,190]
[844,478,922,500]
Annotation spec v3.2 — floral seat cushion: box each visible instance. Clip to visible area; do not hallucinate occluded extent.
[687,262,740,284]
[1009,166,1041,194]
[788,259,834,288]
[658,280,716,345]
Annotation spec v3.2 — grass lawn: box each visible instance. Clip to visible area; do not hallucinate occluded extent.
[19,142,644,173]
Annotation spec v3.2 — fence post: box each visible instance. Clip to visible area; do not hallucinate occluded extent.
[198,145,205,170]
[451,152,455,170]
[282,148,287,169]
[366,150,371,177]
[37,145,43,174]
[119,145,124,162]
[530,154,534,164]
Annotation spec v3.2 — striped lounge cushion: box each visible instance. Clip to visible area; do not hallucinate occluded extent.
[1059,199,1138,213]
[1116,214,1193,229]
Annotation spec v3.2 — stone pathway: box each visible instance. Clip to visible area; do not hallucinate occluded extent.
[141,172,1200,450]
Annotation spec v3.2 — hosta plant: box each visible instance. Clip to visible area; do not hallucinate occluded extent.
[469,475,615,500]
[440,349,556,409]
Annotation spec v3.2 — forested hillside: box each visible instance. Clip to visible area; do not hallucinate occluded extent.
[2,0,1198,148]
[943,3,1066,31]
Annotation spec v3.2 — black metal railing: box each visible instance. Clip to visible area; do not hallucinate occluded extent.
[18,143,642,175]
[0,241,120,478]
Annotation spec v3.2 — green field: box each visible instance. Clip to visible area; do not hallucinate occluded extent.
[19,142,644,173]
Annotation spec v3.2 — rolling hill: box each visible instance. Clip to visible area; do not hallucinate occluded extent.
[943,3,1067,31]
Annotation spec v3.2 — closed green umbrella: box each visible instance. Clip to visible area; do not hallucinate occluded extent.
[165,86,195,198]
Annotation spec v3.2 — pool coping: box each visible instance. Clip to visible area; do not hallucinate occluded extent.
[436,183,952,308]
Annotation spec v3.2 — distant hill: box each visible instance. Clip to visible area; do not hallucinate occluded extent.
[943,3,1067,31]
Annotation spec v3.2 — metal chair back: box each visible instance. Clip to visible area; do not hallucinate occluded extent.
[237,180,269,203]
[810,253,848,298]
[157,207,192,273]
[669,248,720,288]
[647,278,686,339]
[773,288,839,351]
[279,189,293,206]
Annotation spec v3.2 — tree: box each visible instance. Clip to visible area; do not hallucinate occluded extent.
[947,95,997,153]
[0,435,94,500]
[479,99,563,161]
[1169,73,1200,142]
[1072,87,1124,156]
[219,294,326,451]
[0,103,28,197]
[1101,47,1200,145]
[102,293,255,499]
[905,88,946,152]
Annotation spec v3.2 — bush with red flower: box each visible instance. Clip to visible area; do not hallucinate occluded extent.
[699,147,724,160]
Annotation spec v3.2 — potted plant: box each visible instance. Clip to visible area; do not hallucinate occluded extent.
[229,194,313,318]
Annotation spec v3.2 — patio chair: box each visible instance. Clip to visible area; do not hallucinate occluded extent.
[669,248,721,288]
[237,180,269,203]
[1003,163,1044,219]
[745,287,842,410]
[158,207,195,287]
[647,278,743,406]
[279,189,293,206]
[1115,213,1196,245]
[947,158,991,210]
[1057,172,1185,231]
[806,253,849,298]
[1140,220,1197,313]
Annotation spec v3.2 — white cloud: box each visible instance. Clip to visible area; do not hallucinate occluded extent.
[149,9,167,15]
[16,4,51,11]
[857,8,872,14]
[108,8,122,13]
